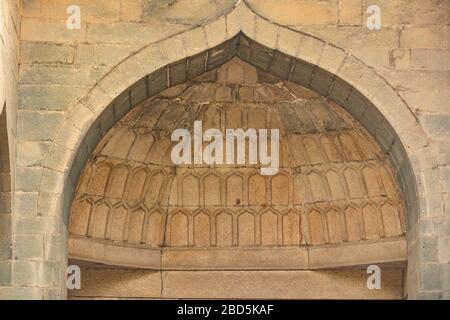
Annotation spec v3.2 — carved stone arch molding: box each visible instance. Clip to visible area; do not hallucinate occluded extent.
[38,1,435,298]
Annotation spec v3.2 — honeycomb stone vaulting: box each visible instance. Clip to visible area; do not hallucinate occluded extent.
[68,59,407,298]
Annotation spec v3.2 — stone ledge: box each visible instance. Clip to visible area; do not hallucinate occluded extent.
[69,235,406,270]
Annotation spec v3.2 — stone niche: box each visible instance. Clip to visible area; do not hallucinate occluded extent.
[68,58,406,299]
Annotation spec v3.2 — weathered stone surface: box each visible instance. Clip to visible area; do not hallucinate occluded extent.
[39,0,121,21]
[86,20,189,44]
[70,267,404,299]
[19,86,88,111]
[143,0,237,25]
[248,0,338,25]
[68,59,406,275]
[17,111,64,140]
[20,42,75,65]
[21,17,86,43]
[75,43,141,66]
[419,113,450,140]
[13,234,44,260]
[120,0,143,21]
[400,26,448,49]
[3,0,448,300]
[410,49,449,71]
[161,269,403,299]
[20,65,109,86]
[338,0,363,25]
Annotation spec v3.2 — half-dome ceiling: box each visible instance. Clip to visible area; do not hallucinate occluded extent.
[69,58,405,258]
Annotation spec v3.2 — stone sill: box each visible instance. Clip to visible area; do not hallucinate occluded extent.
[69,235,406,270]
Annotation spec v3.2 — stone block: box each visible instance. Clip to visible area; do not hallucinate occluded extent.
[420,236,439,263]
[161,269,402,299]
[20,64,109,86]
[409,146,438,174]
[14,192,38,217]
[53,121,83,151]
[129,77,147,108]
[419,113,450,140]
[0,287,43,300]
[45,144,74,172]
[169,60,188,86]
[360,103,384,137]
[440,166,450,194]
[400,26,447,49]
[296,35,325,65]
[247,0,338,25]
[254,15,279,49]
[344,90,369,120]
[13,234,44,260]
[277,27,301,57]
[86,20,188,44]
[19,85,87,111]
[391,48,411,70]
[148,67,168,97]
[44,288,65,300]
[421,263,445,291]
[269,51,293,80]
[434,141,450,166]
[12,260,41,286]
[290,59,315,87]
[206,38,237,71]
[249,41,274,71]
[181,27,208,57]
[0,261,12,286]
[161,36,187,64]
[14,216,63,235]
[350,47,391,69]
[187,53,207,80]
[16,141,50,167]
[338,0,362,25]
[80,85,113,115]
[21,0,41,18]
[37,192,63,218]
[399,124,429,152]
[318,44,347,74]
[142,0,236,25]
[67,103,96,132]
[310,68,334,96]
[11,260,60,288]
[17,110,65,141]
[376,119,396,153]
[40,169,66,194]
[410,49,449,71]
[44,234,66,261]
[69,267,162,298]
[40,0,121,21]
[239,2,256,38]
[120,0,143,22]
[20,42,75,64]
[328,78,352,106]
[204,16,228,48]
[16,167,42,192]
[21,17,86,43]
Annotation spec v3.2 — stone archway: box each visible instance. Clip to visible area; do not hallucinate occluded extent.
[33,1,436,298]
[68,58,406,299]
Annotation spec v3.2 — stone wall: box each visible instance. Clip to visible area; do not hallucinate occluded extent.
[0,0,20,297]
[1,0,447,299]
[70,266,404,299]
